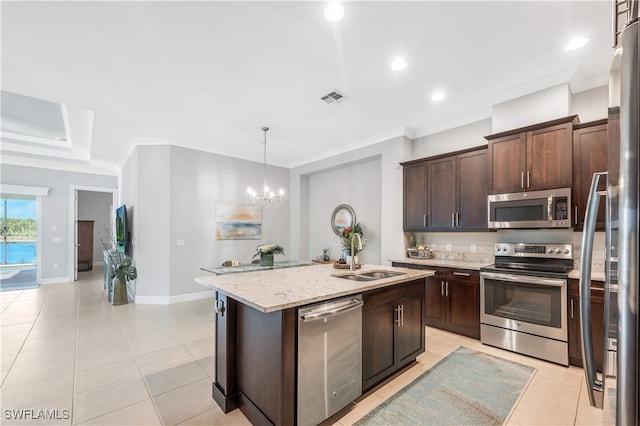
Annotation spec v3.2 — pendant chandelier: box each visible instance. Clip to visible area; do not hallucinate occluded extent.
[247,127,284,203]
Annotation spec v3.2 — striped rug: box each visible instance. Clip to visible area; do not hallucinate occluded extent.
[355,346,535,425]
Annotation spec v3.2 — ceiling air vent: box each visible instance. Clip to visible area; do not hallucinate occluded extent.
[320,90,349,104]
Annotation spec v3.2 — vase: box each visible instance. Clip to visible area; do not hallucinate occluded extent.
[342,248,350,261]
[112,276,128,305]
[261,253,274,266]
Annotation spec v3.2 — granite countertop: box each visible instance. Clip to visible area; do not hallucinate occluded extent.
[390,257,491,271]
[195,263,435,313]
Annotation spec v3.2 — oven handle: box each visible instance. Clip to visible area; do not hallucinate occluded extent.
[480,272,566,287]
[579,172,606,409]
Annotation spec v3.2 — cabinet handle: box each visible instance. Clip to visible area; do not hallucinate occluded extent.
[527,171,530,188]
[395,305,403,327]
[451,213,455,227]
[441,281,445,296]
[455,212,460,227]
[445,282,449,297]
[575,206,578,226]
[400,304,404,327]
[521,172,524,189]
[570,298,574,319]
[452,272,470,277]
[423,214,426,228]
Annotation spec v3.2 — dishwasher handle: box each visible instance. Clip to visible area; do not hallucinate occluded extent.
[300,298,363,322]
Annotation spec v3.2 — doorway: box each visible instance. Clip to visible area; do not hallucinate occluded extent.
[0,195,38,291]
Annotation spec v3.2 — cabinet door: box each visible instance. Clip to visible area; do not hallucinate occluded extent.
[403,162,428,230]
[425,274,447,328]
[526,123,573,190]
[396,293,425,367]
[573,123,608,230]
[446,271,480,339]
[457,150,488,230]
[568,281,605,372]
[488,133,527,193]
[362,303,396,389]
[427,156,456,230]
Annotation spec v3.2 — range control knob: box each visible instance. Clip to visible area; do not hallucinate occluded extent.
[564,249,570,255]
[555,248,562,254]
[548,248,554,253]
[502,247,508,252]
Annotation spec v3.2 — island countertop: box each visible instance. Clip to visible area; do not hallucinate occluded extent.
[195,263,435,313]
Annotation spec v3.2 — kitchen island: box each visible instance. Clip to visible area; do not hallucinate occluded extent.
[196,263,434,425]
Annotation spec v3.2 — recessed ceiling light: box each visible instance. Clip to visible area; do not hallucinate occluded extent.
[563,36,589,51]
[390,57,407,71]
[431,91,446,102]
[324,2,344,22]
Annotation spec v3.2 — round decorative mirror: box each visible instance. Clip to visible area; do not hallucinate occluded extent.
[331,204,356,236]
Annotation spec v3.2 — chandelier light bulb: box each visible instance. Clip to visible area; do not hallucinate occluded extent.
[390,57,407,71]
[247,127,285,203]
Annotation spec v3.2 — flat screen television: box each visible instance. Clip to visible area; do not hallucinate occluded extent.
[115,204,129,254]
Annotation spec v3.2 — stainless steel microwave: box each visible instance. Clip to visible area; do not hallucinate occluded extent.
[487,188,571,229]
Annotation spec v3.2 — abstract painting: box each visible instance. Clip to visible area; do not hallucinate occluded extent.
[215,203,262,240]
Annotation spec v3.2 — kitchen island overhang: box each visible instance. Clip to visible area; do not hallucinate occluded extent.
[196,263,435,425]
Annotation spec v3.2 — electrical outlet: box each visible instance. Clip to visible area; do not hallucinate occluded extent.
[51,225,57,232]
[470,244,477,253]
[177,239,185,247]
[446,244,452,252]
[53,263,58,269]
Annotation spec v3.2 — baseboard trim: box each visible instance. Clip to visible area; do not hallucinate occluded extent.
[135,289,215,305]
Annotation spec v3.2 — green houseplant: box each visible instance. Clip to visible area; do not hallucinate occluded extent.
[111,257,137,305]
[340,223,365,260]
[253,244,285,266]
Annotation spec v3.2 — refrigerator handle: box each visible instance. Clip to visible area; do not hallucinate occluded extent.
[579,172,607,409]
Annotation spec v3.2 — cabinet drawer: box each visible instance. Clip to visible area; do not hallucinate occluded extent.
[445,269,479,282]
[364,280,424,310]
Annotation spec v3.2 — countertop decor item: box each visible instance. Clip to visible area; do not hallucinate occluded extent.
[252,243,285,266]
[340,222,365,256]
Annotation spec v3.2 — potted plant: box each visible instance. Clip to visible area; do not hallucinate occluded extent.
[253,244,285,266]
[340,223,365,264]
[111,257,137,305]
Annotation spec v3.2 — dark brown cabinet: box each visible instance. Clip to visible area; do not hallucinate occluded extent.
[568,279,605,371]
[402,147,488,232]
[403,161,428,230]
[486,116,578,194]
[362,279,425,391]
[425,268,480,339]
[77,220,94,272]
[573,119,608,230]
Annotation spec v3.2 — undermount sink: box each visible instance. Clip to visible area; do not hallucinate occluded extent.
[334,270,406,281]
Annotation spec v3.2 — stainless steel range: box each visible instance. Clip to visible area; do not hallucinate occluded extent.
[480,243,574,366]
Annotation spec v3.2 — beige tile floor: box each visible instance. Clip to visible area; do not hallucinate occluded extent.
[0,266,613,425]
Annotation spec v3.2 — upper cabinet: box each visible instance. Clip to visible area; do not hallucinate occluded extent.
[402,146,488,232]
[486,116,578,194]
[572,119,608,230]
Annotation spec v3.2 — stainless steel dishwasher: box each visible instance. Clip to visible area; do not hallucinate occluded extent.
[297,294,363,426]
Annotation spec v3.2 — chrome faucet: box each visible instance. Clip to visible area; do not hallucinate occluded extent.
[350,233,362,271]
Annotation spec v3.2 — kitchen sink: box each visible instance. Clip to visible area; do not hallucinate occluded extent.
[333,270,406,281]
[360,270,406,279]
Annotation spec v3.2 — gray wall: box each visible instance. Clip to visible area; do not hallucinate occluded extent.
[308,158,382,264]
[290,136,412,267]
[119,145,290,302]
[0,164,117,282]
[77,190,113,263]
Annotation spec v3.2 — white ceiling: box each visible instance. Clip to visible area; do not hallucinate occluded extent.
[0,1,613,172]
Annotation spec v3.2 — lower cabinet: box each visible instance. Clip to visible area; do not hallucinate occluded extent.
[362,279,425,391]
[392,262,481,339]
[568,279,605,371]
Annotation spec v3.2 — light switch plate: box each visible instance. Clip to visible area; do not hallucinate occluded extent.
[446,244,452,252]
[470,244,477,253]
[177,239,185,247]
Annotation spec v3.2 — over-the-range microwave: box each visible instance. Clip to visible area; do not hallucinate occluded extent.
[487,187,571,229]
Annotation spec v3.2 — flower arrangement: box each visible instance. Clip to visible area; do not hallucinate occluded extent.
[99,226,137,305]
[340,223,365,256]
[252,244,285,258]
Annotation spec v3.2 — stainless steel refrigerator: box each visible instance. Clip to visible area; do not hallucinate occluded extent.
[580,1,639,425]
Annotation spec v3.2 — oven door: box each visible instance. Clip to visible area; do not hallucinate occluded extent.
[480,271,568,342]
